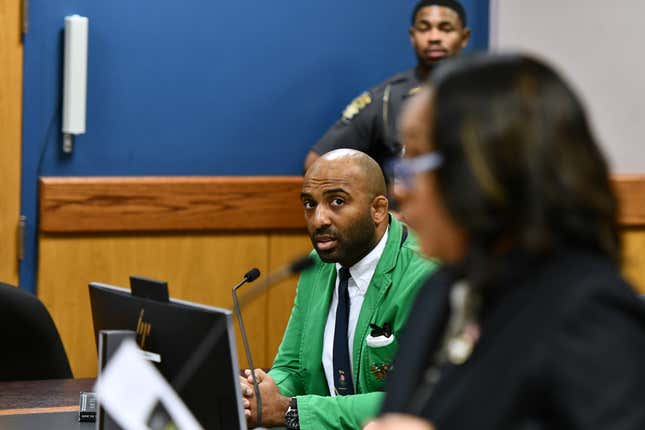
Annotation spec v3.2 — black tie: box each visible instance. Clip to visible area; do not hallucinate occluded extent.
[333,267,355,395]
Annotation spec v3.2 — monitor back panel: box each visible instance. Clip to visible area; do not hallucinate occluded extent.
[89,282,245,429]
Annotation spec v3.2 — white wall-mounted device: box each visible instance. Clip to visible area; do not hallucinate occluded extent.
[62,15,89,154]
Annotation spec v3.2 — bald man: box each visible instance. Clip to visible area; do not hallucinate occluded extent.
[241,150,436,429]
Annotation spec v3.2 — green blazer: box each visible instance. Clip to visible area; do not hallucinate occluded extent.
[269,216,436,429]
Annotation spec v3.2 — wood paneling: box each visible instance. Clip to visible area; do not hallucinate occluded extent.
[614,175,645,226]
[37,232,277,378]
[622,229,645,294]
[39,227,644,379]
[39,176,306,233]
[35,174,645,380]
[39,176,645,233]
[0,0,23,285]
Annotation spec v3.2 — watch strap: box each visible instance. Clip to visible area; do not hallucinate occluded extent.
[284,397,299,430]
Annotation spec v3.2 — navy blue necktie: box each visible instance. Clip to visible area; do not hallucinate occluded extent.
[333,267,355,395]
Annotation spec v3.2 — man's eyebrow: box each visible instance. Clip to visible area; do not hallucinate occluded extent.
[300,192,312,199]
[416,17,459,26]
[322,188,350,196]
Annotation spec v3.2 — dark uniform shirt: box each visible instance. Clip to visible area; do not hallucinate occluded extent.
[311,68,425,168]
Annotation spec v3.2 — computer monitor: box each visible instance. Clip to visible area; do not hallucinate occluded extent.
[89,282,247,430]
[129,275,169,303]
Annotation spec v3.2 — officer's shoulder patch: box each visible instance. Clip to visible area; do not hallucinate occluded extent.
[408,86,422,96]
[342,91,372,121]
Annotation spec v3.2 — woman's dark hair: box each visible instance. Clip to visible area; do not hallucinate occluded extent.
[428,54,620,285]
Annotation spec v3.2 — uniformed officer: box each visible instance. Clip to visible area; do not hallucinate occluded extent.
[304,0,471,171]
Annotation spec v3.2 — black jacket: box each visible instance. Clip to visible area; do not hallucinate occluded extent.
[312,68,423,168]
[381,249,645,429]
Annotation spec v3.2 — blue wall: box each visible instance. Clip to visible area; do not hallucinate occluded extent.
[21,0,489,292]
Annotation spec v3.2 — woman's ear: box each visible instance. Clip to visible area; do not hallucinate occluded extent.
[371,195,390,224]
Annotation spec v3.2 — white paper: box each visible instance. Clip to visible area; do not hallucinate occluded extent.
[94,339,202,430]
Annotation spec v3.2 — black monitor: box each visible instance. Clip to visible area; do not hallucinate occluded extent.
[89,282,246,430]
[129,275,169,303]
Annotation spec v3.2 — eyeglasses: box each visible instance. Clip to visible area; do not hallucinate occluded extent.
[387,152,443,190]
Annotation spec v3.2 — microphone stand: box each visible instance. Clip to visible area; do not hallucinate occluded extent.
[172,257,314,428]
[171,272,258,404]
[233,273,263,427]
[232,256,314,428]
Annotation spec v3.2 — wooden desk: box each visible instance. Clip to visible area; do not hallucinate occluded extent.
[0,379,94,429]
[0,378,94,414]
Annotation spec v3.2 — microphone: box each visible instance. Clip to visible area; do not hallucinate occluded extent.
[241,267,261,284]
[233,255,315,427]
[232,268,263,427]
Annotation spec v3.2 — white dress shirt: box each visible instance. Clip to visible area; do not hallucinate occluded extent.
[322,227,389,396]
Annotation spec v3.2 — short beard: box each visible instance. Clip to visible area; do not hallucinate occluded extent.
[333,214,378,267]
[416,54,440,71]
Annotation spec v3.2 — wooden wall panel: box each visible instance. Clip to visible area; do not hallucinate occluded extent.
[39,176,645,233]
[265,233,313,366]
[0,0,23,285]
[39,177,306,233]
[38,233,273,378]
[614,175,645,226]
[35,174,645,380]
[38,227,644,378]
[622,229,645,294]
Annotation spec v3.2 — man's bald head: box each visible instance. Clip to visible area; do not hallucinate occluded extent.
[301,149,390,267]
[306,149,387,200]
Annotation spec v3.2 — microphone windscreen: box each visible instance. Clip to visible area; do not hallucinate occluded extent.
[244,268,261,283]
[289,255,315,274]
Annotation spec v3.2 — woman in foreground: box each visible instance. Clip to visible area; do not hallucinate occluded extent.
[367,54,645,429]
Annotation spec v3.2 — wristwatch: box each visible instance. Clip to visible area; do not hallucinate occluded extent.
[284,397,299,430]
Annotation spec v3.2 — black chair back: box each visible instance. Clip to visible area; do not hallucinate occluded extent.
[0,282,72,380]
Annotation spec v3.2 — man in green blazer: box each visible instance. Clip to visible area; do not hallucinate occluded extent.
[242,149,435,429]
